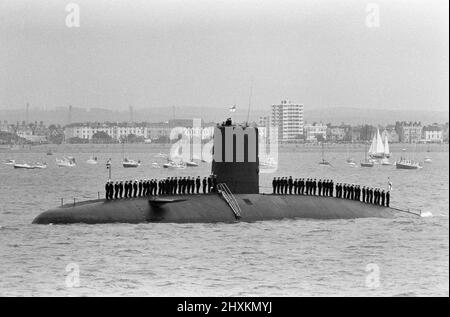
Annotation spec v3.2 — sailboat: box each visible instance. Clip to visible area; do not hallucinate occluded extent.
[361,141,374,167]
[396,146,421,170]
[380,134,392,165]
[424,144,432,163]
[121,138,140,168]
[56,157,76,167]
[86,156,98,165]
[319,142,332,166]
[368,129,390,159]
[346,144,356,166]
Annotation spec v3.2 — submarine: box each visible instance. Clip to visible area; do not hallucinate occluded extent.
[33,120,413,225]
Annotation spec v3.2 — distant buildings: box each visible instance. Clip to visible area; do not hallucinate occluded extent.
[270,100,304,142]
[64,122,154,142]
[304,123,327,142]
[62,120,208,143]
[327,124,352,142]
[422,124,444,143]
[381,127,400,143]
[395,121,423,143]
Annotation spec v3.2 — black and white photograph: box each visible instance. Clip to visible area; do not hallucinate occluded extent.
[0,0,448,299]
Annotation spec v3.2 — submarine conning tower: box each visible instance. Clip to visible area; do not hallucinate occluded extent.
[211,119,259,194]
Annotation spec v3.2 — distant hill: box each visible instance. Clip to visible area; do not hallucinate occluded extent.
[303,107,449,125]
[0,106,447,126]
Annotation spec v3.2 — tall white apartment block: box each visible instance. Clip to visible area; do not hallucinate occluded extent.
[271,100,304,142]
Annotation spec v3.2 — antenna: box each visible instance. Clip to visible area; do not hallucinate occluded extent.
[26,102,29,124]
[68,105,72,124]
[246,79,254,126]
[129,106,134,123]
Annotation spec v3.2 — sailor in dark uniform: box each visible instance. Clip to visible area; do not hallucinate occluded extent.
[114,181,119,199]
[386,191,390,207]
[362,186,366,203]
[212,175,218,192]
[317,179,322,196]
[119,181,124,199]
[272,177,277,194]
[105,182,109,199]
[300,178,305,195]
[381,190,386,206]
[288,176,293,194]
[196,176,201,194]
[202,177,207,194]
[127,180,132,197]
[190,177,195,194]
[138,180,142,197]
[369,188,374,204]
[132,180,137,197]
[283,177,288,194]
[293,178,298,194]
[276,177,281,194]
[123,181,128,198]
[207,176,212,193]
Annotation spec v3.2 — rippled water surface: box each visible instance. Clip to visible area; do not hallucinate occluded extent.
[0,143,448,296]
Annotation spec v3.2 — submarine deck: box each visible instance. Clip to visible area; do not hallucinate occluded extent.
[33,193,401,224]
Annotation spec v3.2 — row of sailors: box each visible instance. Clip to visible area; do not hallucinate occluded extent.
[272,177,334,196]
[105,175,218,200]
[272,177,390,207]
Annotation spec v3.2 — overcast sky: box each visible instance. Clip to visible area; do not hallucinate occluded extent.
[0,0,448,113]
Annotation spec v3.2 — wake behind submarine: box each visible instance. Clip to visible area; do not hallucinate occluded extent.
[33,120,415,225]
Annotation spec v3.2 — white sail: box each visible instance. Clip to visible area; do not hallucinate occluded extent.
[368,134,377,154]
[383,134,390,155]
[375,129,384,154]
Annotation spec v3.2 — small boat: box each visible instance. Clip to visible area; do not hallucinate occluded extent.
[33,162,48,169]
[154,153,168,158]
[360,161,374,167]
[122,158,140,168]
[86,156,98,165]
[56,157,76,167]
[424,156,432,163]
[176,162,187,169]
[381,158,392,166]
[163,161,186,169]
[3,159,15,165]
[396,160,422,169]
[14,163,34,169]
[361,139,374,167]
[319,159,332,166]
[163,161,177,169]
[347,161,357,167]
[318,142,332,166]
[151,162,161,168]
[396,146,421,170]
[186,161,199,167]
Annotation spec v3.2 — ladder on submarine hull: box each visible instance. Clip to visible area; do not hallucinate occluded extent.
[217,183,242,220]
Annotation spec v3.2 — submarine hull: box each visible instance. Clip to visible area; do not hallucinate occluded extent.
[33,194,397,225]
